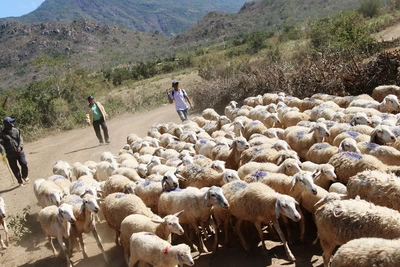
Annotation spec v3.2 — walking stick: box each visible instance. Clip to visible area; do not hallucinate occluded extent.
[1,153,15,184]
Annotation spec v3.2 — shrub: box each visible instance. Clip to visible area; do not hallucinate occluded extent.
[7,205,32,244]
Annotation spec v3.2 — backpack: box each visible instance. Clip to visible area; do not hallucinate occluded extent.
[171,89,187,98]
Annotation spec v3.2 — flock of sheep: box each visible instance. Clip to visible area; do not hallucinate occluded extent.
[2,84,400,267]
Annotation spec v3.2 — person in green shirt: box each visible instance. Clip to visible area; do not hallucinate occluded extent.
[86,95,110,145]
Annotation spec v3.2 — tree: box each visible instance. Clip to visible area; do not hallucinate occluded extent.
[358,0,381,18]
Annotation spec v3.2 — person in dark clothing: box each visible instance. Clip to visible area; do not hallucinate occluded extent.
[0,117,29,186]
[86,95,110,145]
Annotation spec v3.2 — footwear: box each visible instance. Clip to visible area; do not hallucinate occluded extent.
[23,178,30,183]
[106,140,111,144]
[99,140,104,146]
[19,183,25,187]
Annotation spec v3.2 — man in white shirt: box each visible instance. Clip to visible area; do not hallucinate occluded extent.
[166,80,194,122]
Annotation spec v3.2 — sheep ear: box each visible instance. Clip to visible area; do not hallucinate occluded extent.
[58,209,63,222]
[312,170,321,179]
[175,173,187,181]
[275,199,281,220]
[151,217,165,224]
[276,155,284,165]
[203,191,210,207]
[309,126,316,133]
[174,210,184,217]
[176,253,183,267]
[289,177,297,191]
[79,203,85,214]
[370,130,378,143]
[80,189,89,198]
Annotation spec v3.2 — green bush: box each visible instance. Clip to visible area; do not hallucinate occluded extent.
[358,0,381,18]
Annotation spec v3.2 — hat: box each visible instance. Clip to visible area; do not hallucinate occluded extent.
[4,117,16,123]
[87,95,94,101]
[172,80,179,86]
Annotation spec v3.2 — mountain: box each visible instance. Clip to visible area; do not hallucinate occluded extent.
[0,0,249,36]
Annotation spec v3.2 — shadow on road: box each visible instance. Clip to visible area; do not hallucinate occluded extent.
[64,145,100,155]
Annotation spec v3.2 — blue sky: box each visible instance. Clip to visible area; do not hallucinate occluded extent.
[0,0,44,18]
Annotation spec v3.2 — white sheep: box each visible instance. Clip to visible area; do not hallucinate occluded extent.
[347,170,400,211]
[34,178,63,208]
[100,151,118,164]
[52,160,73,181]
[328,182,348,195]
[282,109,311,128]
[305,142,338,164]
[332,131,370,147]
[331,237,400,267]
[237,158,302,179]
[371,84,400,102]
[111,166,144,183]
[126,133,140,145]
[314,198,400,267]
[128,232,194,267]
[243,120,268,140]
[96,161,119,181]
[218,181,300,261]
[61,193,109,263]
[72,162,94,179]
[158,186,229,253]
[103,174,136,196]
[101,192,156,245]
[337,137,361,153]
[327,151,400,184]
[0,197,9,248]
[349,94,400,113]
[48,175,71,197]
[357,141,400,165]
[284,122,330,160]
[202,108,220,120]
[38,203,76,267]
[211,136,250,170]
[178,165,240,188]
[310,164,338,190]
[120,211,184,265]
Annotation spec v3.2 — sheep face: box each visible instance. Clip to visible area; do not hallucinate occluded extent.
[58,203,76,224]
[280,158,302,176]
[210,160,225,173]
[0,197,6,218]
[204,186,229,209]
[154,212,185,236]
[382,94,400,112]
[271,140,291,151]
[338,138,360,153]
[175,244,195,266]
[231,137,250,151]
[222,169,240,184]
[314,164,337,182]
[276,194,301,222]
[350,113,371,126]
[371,125,396,145]
[50,189,62,206]
[161,171,179,191]
[82,194,100,214]
[291,171,318,195]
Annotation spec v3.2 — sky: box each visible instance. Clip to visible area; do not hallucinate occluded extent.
[0,0,45,18]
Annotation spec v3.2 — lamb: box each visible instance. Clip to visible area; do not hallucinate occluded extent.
[330,237,400,267]
[349,94,400,113]
[127,232,194,267]
[101,192,156,245]
[284,122,330,160]
[34,178,63,208]
[178,164,240,188]
[52,160,73,181]
[158,186,229,253]
[237,158,302,179]
[120,212,184,265]
[37,203,76,267]
[61,193,109,263]
[327,151,400,184]
[314,198,400,267]
[347,170,400,211]
[134,171,181,213]
[371,84,400,102]
[96,161,119,181]
[219,181,300,261]
[0,197,9,248]
[103,174,136,196]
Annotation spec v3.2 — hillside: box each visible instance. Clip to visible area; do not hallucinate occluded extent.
[0,0,248,36]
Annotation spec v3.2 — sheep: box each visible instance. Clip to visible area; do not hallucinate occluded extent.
[328,182,348,195]
[211,136,250,170]
[127,232,194,267]
[219,181,300,261]
[332,131,370,147]
[111,167,143,183]
[48,175,71,197]
[95,161,119,181]
[120,212,184,265]
[195,139,217,159]
[262,92,285,105]
[243,120,269,140]
[372,84,400,102]
[52,160,73,181]
[158,186,229,253]
[147,126,162,139]
[284,122,330,160]
[61,193,109,263]
[237,158,302,179]
[305,142,338,164]
[327,151,400,184]
[72,162,94,179]
[346,170,400,211]
[38,203,76,267]
[101,192,156,245]
[153,147,181,160]
[224,100,239,120]
[309,105,339,121]
[310,164,338,190]
[349,94,400,113]
[100,151,118,164]
[178,165,240,188]
[146,157,177,175]
[103,174,136,197]
[0,197,9,248]
[127,133,140,145]
[314,198,400,267]
[330,237,400,267]
[370,124,396,145]
[134,171,181,213]
[240,147,300,166]
[192,115,209,127]
[337,137,361,153]
[202,108,220,120]
[282,109,311,128]
[117,152,138,164]
[34,178,63,208]
[357,141,400,165]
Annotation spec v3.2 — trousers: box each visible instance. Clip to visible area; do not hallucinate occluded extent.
[93,117,109,143]
[7,151,28,184]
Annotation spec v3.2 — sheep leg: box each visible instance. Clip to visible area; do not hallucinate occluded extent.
[192,222,208,254]
[182,230,198,252]
[48,236,57,256]
[0,234,5,249]
[296,206,305,243]
[78,233,88,259]
[235,219,250,251]
[114,229,120,246]
[320,238,335,267]
[57,235,72,267]
[210,216,219,251]
[280,216,294,245]
[271,219,296,262]
[128,255,138,267]
[254,221,268,255]
[91,227,110,263]
[2,221,9,247]
[223,218,231,245]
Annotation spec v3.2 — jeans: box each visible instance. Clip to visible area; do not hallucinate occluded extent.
[177,109,189,122]
[93,117,109,143]
[7,151,28,184]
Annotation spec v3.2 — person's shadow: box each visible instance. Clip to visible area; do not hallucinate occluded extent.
[64,145,100,155]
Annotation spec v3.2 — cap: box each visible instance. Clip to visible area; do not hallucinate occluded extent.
[87,95,94,101]
[172,80,179,86]
[4,117,16,123]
